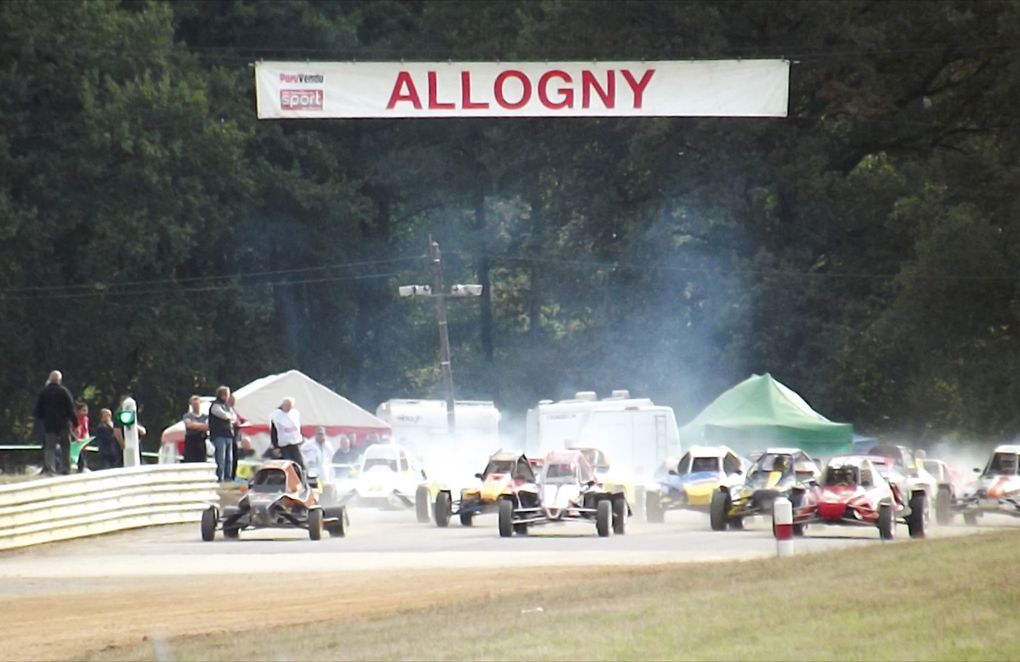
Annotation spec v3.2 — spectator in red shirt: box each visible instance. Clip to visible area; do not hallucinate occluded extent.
[73,403,90,472]
[73,403,89,440]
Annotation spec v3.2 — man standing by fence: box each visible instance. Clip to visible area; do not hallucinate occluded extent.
[208,386,235,482]
[33,371,77,475]
[182,395,209,463]
[270,397,304,470]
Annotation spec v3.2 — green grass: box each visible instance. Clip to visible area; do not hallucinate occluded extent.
[85,531,1020,661]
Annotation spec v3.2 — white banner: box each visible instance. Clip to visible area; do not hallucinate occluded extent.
[255,60,789,119]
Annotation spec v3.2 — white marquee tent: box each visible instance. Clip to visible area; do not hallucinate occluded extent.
[160,370,391,455]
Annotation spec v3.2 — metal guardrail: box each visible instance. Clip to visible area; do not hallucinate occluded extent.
[0,464,218,551]
[0,444,161,457]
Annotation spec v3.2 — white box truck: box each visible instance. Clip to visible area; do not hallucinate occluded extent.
[526,390,680,482]
[375,399,502,486]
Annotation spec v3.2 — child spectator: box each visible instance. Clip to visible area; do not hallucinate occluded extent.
[73,403,90,472]
[73,403,89,441]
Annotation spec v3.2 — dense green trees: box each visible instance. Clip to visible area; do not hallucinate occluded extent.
[1,0,1018,448]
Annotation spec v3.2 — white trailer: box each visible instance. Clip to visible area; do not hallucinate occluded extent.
[375,399,502,484]
[376,399,501,448]
[526,390,680,482]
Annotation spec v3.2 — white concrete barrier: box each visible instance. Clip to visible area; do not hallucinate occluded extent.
[0,464,217,551]
[773,496,794,557]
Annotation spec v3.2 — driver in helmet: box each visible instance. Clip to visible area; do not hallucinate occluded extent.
[832,465,854,485]
[772,455,791,476]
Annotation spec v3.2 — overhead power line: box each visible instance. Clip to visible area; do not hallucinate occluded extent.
[4,247,1015,304]
[0,270,409,302]
[478,253,1020,284]
[0,255,425,296]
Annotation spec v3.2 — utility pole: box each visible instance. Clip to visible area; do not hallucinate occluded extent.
[399,236,482,434]
[429,238,456,433]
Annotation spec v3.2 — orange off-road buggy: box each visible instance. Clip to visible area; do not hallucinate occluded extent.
[200,459,348,541]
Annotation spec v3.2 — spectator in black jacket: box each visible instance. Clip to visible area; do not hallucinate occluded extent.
[208,386,235,482]
[32,370,77,475]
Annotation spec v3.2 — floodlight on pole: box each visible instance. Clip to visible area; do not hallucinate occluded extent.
[398,284,432,298]
[449,284,483,297]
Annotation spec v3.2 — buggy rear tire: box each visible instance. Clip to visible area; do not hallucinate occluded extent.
[612,496,626,535]
[596,499,612,537]
[907,492,927,538]
[434,491,452,528]
[223,526,240,539]
[498,498,514,538]
[710,490,729,531]
[645,491,664,523]
[325,506,346,537]
[321,484,338,507]
[878,502,894,540]
[936,486,952,526]
[415,486,431,523]
[200,507,217,542]
[513,523,529,535]
[964,511,979,526]
[459,509,474,527]
[308,508,323,541]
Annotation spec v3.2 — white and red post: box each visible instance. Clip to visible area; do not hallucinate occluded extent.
[773,497,794,557]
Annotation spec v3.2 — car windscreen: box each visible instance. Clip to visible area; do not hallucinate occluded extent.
[515,461,536,482]
[542,463,576,484]
[363,458,398,472]
[984,452,1019,476]
[756,454,793,474]
[824,465,858,485]
[252,469,286,492]
[483,460,514,478]
[691,456,720,474]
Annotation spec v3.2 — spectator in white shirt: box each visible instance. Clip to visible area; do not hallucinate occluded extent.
[270,397,304,470]
[302,426,335,484]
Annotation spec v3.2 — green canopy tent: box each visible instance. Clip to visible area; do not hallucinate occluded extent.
[678,373,853,457]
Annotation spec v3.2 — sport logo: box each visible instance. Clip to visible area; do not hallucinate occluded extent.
[280,89,324,111]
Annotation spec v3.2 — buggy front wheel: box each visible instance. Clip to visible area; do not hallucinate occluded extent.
[434,491,452,528]
[710,490,729,531]
[200,507,217,542]
[308,508,323,541]
[498,499,514,538]
[324,506,347,537]
[612,496,627,535]
[596,499,612,537]
[415,486,431,523]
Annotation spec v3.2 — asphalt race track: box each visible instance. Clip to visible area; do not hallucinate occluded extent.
[3,507,1019,661]
[2,506,1008,588]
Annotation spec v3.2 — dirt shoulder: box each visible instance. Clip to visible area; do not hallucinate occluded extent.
[1,565,663,661]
